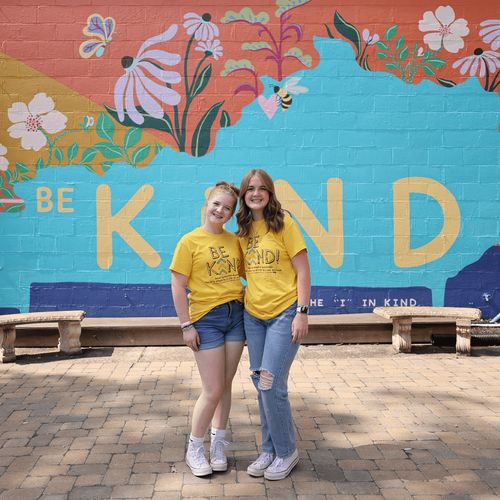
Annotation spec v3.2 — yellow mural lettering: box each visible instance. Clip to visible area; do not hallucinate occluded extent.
[37,187,54,213]
[96,184,161,270]
[57,188,74,213]
[393,177,460,267]
[275,178,344,268]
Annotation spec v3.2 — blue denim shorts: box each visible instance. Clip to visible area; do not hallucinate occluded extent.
[194,300,245,350]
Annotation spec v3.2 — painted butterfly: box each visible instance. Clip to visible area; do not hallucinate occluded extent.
[79,14,116,59]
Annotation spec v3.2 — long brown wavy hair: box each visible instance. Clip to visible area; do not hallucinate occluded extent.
[236,169,284,237]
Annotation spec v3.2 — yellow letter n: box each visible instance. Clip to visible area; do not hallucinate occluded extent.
[275,178,344,268]
[96,184,161,270]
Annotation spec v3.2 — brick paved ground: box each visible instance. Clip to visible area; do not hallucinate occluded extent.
[0,344,499,499]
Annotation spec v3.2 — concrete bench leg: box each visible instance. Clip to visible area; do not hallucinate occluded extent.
[392,317,412,353]
[58,321,82,355]
[0,325,17,363]
[455,319,471,356]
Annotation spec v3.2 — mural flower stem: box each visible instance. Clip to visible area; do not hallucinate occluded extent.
[221,60,261,97]
[376,25,447,84]
[172,30,212,153]
[107,18,225,157]
[39,127,85,169]
[221,2,312,88]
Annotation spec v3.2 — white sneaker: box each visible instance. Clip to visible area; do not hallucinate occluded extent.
[210,438,229,472]
[186,444,212,477]
[246,451,274,477]
[264,449,299,480]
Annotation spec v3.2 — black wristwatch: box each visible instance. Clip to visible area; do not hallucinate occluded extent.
[296,304,309,314]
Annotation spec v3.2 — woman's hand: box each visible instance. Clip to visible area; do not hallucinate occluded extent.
[292,313,308,343]
[183,327,200,352]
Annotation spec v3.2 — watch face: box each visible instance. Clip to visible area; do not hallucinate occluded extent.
[297,305,309,314]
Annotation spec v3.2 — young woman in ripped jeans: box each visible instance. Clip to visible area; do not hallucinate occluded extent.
[237,169,311,480]
[170,182,245,477]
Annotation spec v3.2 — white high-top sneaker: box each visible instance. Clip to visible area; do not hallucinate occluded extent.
[185,443,212,477]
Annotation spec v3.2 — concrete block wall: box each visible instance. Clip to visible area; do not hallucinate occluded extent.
[0,0,499,317]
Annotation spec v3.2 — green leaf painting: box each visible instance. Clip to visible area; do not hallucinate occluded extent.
[81,148,97,164]
[131,145,151,165]
[275,0,310,16]
[221,8,269,24]
[96,112,116,142]
[191,64,212,98]
[220,110,231,128]
[101,162,113,173]
[191,101,224,158]
[93,142,123,159]
[324,23,335,39]
[242,41,273,51]
[428,58,446,69]
[105,106,175,137]
[8,163,31,184]
[436,76,457,88]
[384,25,397,41]
[0,187,14,198]
[67,143,79,163]
[333,10,361,57]
[285,47,312,67]
[55,147,63,165]
[124,128,142,150]
[423,65,436,76]
[4,204,23,213]
[220,59,255,77]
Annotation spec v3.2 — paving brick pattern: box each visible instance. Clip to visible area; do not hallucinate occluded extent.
[1,345,500,499]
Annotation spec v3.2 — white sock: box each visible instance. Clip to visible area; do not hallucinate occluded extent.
[189,434,204,449]
[210,427,226,441]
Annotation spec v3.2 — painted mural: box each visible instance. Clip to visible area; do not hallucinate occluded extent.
[0,0,499,318]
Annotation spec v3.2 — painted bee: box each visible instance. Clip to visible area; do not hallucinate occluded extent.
[273,77,309,111]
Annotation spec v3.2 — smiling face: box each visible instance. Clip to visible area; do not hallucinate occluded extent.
[205,191,236,230]
[244,174,270,218]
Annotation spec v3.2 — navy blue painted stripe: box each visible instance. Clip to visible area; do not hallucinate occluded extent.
[0,308,21,315]
[29,282,432,317]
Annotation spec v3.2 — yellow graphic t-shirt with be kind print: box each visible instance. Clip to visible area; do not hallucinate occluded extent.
[170,227,244,323]
[240,214,307,320]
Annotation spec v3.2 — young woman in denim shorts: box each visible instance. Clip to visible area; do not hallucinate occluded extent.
[170,182,245,477]
[237,169,311,480]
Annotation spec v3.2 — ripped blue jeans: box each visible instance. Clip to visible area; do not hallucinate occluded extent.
[244,303,299,458]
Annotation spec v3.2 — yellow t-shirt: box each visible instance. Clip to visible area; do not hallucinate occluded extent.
[170,227,244,323]
[240,214,307,320]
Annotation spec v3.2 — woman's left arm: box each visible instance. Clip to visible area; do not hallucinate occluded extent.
[291,249,311,343]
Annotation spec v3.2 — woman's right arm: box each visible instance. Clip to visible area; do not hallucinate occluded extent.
[171,271,200,351]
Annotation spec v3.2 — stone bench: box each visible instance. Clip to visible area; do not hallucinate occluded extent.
[373,306,481,355]
[0,311,86,362]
